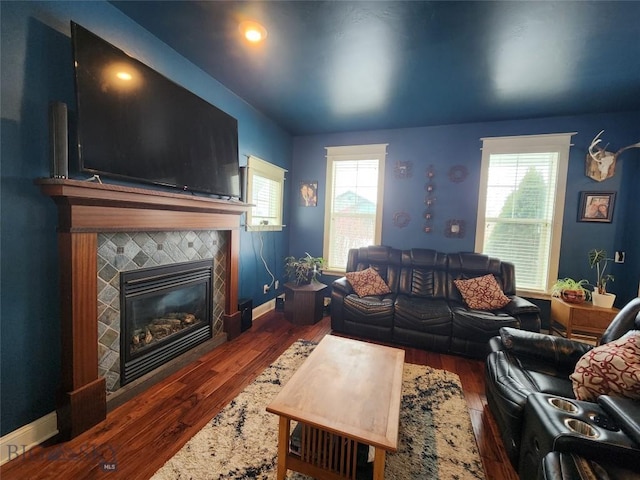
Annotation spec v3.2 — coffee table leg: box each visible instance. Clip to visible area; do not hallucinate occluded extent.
[276,416,290,480]
[373,447,386,480]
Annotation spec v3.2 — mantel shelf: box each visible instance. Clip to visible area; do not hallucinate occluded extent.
[36,178,250,233]
[36,178,250,213]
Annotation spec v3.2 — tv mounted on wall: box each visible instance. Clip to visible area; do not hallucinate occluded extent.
[71,22,240,198]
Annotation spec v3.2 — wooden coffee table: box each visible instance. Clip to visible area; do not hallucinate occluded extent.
[266,335,405,480]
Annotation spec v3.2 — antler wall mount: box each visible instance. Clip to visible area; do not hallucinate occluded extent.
[586,130,640,182]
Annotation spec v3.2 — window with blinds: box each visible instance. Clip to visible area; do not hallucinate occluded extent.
[476,134,574,296]
[245,155,287,231]
[323,144,387,273]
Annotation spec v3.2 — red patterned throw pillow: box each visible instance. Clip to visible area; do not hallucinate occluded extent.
[345,268,391,297]
[570,331,640,402]
[453,274,510,310]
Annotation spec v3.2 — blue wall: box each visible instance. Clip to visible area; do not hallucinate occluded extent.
[0,1,291,436]
[290,112,640,305]
[1,0,638,440]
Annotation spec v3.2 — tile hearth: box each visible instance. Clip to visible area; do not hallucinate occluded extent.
[96,230,227,392]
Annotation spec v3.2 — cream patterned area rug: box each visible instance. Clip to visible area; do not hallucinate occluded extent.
[152,340,485,479]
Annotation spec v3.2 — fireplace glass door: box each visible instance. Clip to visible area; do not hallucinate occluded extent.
[120,259,213,385]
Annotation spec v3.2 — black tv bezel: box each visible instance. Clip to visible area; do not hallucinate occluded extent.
[71,21,241,198]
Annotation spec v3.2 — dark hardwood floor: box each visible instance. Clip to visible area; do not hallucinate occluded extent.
[1,311,517,479]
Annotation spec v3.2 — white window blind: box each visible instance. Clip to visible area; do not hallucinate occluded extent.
[324,144,387,273]
[246,155,286,231]
[476,134,573,296]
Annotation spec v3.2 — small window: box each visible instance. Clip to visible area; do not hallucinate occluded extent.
[323,144,387,273]
[476,133,574,296]
[245,155,286,231]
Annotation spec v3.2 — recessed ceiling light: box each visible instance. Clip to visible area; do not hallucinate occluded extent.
[239,21,267,43]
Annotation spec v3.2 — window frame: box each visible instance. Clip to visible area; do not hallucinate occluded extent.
[323,144,387,275]
[475,133,575,298]
[245,155,287,232]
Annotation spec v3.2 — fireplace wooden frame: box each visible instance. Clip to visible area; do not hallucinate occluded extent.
[37,178,250,440]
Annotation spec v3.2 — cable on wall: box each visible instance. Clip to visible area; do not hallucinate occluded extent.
[259,232,275,290]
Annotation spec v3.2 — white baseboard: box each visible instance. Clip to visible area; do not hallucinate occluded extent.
[253,298,275,322]
[0,412,58,466]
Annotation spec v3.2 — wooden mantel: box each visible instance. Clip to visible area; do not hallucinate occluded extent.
[37,178,250,440]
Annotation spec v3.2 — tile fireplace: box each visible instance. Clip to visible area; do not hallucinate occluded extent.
[37,178,249,440]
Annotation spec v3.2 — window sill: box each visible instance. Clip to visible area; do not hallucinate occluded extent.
[322,268,345,277]
[245,224,285,232]
[515,289,551,301]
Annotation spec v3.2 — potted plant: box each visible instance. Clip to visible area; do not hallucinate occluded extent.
[550,278,590,304]
[588,248,615,308]
[284,253,325,285]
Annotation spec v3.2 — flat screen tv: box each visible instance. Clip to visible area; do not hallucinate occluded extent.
[71,22,240,198]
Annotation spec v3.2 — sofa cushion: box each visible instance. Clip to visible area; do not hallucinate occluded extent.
[394,296,451,335]
[345,267,392,297]
[343,295,394,327]
[570,330,640,402]
[453,274,510,310]
[451,306,519,340]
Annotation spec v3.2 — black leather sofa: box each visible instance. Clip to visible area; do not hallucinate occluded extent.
[330,245,541,359]
[485,297,640,470]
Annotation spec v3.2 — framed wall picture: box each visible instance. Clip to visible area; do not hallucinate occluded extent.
[299,181,318,207]
[578,191,616,223]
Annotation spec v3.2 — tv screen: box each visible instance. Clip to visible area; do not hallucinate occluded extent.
[71,22,240,198]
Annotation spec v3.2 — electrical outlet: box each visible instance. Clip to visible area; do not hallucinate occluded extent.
[275,280,279,290]
[615,251,625,263]
[263,284,269,294]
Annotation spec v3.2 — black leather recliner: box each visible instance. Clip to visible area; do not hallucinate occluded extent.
[485,297,640,467]
[539,395,640,479]
[540,451,640,480]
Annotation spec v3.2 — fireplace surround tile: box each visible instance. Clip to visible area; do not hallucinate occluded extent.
[99,327,118,350]
[149,231,168,244]
[98,322,107,341]
[97,230,226,393]
[98,262,118,284]
[100,306,119,327]
[132,251,150,267]
[97,278,119,310]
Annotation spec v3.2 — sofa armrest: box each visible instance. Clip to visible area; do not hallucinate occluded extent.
[330,277,352,332]
[498,327,593,373]
[598,395,640,446]
[503,296,541,332]
[503,295,540,316]
[332,277,353,296]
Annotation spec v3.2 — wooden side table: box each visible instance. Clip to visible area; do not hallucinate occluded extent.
[283,282,327,325]
[550,297,619,343]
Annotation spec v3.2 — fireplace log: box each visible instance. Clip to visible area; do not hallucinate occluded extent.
[132,312,206,353]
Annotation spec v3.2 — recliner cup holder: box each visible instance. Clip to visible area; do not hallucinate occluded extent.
[564,418,599,438]
[547,397,579,413]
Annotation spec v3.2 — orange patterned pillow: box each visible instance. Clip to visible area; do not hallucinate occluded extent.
[345,268,391,297]
[570,331,640,402]
[453,274,510,310]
